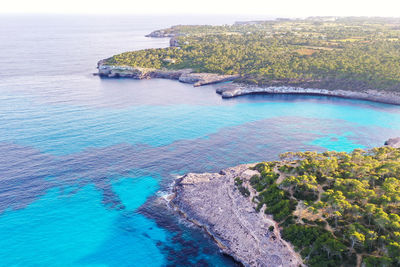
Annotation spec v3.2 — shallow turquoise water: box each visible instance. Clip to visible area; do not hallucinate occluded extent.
[0,182,166,266]
[1,15,400,266]
[2,97,399,155]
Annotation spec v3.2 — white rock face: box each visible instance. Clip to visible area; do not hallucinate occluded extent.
[385,137,400,148]
[178,73,239,86]
[97,62,238,86]
[172,164,303,267]
[216,83,400,105]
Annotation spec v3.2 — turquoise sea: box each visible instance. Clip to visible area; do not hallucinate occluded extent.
[1,14,400,266]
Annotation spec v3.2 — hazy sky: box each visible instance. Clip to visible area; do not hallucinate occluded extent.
[2,0,400,17]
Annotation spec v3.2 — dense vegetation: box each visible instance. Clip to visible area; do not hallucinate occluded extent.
[234,146,400,266]
[106,17,400,91]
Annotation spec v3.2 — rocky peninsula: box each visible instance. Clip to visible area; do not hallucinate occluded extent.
[98,18,400,105]
[170,140,400,267]
[171,164,303,267]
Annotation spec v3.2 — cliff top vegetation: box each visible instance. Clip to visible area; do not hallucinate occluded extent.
[105,17,400,92]
[234,146,400,266]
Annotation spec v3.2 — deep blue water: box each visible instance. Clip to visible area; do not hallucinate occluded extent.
[1,14,400,267]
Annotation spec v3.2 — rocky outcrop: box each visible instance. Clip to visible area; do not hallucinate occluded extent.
[97,62,238,86]
[171,164,303,267]
[146,28,181,47]
[169,37,180,47]
[98,65,151,78]
[179,73,240,87]
[216,83,400,105]
[216,83,249,96]
[145,30,177,38]
[98,63,189,79]
[384,137,400,148]
[145,25,185,38]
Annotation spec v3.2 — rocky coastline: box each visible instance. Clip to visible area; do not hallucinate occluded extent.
[97,61,239,87]
[216,83,400,105]
[145,28,179,38]
[169,139,399,266]
[97,61,400,105]
[96,27,400,105]
[170,164,303,267]
[384,137,400,148]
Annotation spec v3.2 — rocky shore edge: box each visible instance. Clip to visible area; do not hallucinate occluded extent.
[96,61,400,105]
[216,83,400,105]
[385,137,400,148]
[96,26,400,105]
[170,164,303,267]
[97,60,239,87]
[166,138,399,267]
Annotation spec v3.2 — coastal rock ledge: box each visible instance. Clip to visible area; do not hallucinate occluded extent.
[171,164,303,267]
[385,137,400,148]
[216,83,400,105]
[97,61,239,87]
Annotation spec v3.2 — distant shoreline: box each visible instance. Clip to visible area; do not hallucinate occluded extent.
[96,62,400,105]
[96,23,400,106]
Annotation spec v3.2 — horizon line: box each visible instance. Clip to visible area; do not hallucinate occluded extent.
[1,13,400,19]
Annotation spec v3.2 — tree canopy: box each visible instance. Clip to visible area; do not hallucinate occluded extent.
[235,147,400,266]
[106,17,400,92]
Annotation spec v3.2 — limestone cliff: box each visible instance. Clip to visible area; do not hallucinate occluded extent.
[216,83,400,105]
[171,164,303,267]
[385,137,400,148]
[97,61,239,86]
